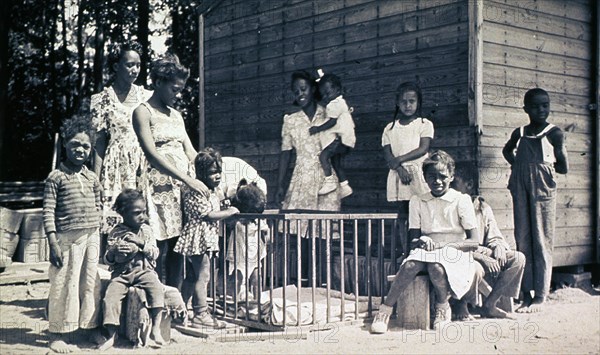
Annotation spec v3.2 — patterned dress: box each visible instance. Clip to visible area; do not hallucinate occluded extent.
[137,102,194,241]
[174,186,222,256]
[91,85,152,234]
[280,105,341,237]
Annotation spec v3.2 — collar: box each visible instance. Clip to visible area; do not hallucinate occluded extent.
[419,188,462,202]
[472,195,486,213]
[59,162,94,180]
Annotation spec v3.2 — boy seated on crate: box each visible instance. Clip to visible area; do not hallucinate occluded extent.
[451,164,525,320]
[97,189,165,350]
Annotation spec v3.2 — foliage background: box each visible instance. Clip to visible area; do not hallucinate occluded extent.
[0,0,203,181]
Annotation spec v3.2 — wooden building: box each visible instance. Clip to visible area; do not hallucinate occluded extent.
[198,0,598,267]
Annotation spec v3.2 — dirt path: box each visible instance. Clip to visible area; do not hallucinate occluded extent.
[1,282,598,354]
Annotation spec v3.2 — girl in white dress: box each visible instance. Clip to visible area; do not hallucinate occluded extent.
[381,82,434,210]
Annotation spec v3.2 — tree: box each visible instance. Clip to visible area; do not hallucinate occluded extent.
[1,0,203,180]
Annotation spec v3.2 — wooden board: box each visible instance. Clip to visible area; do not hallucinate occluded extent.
[482,21,591,60]
[0,261,49,285]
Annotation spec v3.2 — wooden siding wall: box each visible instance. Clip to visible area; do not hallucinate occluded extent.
[478,0,595,266]
[204,0,471,211]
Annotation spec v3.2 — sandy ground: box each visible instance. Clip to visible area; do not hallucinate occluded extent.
[1,281,599,355]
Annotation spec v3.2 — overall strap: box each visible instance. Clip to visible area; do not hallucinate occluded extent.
[536,123,556,138]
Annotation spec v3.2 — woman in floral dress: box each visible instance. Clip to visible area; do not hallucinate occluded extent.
[275,70,341,284]
[276,70,341,223]
[91,41,152,234]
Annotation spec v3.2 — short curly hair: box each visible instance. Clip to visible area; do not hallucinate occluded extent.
[523,87,549,107]
[60,114,96,146]
[107,40,143,72]
[149,53,190,86]
[231,180,266,214]
[113,188,146,216]
[422,150,455,177]
[194,147,222,182]
[318,73,342,92]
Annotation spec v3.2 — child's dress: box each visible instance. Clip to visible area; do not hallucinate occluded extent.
[226,220,269,280]
[405,188,478,301]
[313,95,356,149]
[381,117,434,202]
[174,186,222,256]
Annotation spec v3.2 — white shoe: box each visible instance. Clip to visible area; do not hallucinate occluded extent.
[433,304,452,330]
[318,176,338,195]
[371,305,392,334]
[339,181,353,199]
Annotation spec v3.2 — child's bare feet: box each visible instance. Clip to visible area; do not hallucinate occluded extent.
[516,294,532,313]
[525,296,545,313]
[49,339,76,353]
[149,326,165,347]
[452,300,475,321]
[95,327,117,351]
[481,305,516,319]
[83,328,105,345]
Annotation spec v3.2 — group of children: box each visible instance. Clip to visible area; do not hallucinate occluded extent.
[44,68,568,351]
[370,86,568,333]
[44,116,269,351]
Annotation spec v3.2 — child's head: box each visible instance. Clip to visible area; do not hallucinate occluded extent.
[318,73,342,103]
[451,162,477,195]
[231,180,266,214]
[422,150,455,197]
[290,70,319,107]
[523,88,550,125]
[150,53,190,106]
[60,115,95,168]
[395,81,422,119]
[113,189,147,231]
[194,147,223,189]
[107,40,142,83]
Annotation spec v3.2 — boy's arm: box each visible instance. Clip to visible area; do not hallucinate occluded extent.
[309,117,337,135]
[480,203,510,265]
[502,128,520,166]
[548,128,569,174]
[455,194,480,252]
[461,229,481,251]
